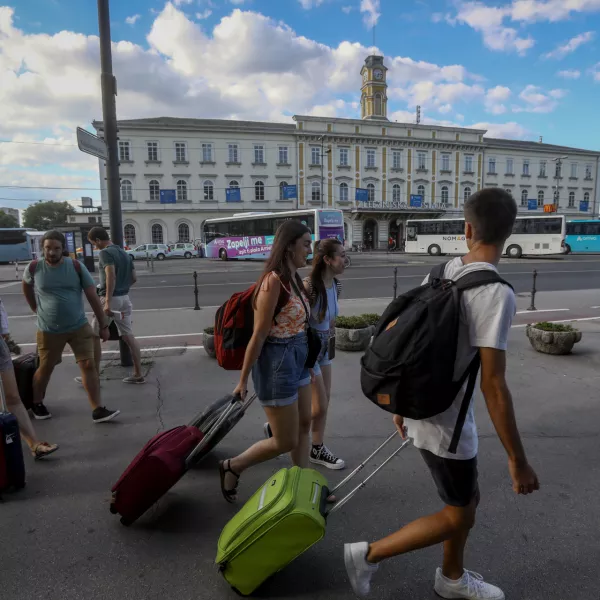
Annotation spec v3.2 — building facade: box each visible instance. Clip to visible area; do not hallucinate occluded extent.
[94,55,600,250]
[0,207,20,224]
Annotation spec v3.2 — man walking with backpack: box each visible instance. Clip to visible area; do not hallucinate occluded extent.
[346,189,539,599]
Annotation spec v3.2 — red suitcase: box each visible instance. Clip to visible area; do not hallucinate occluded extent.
[110,425,203,525]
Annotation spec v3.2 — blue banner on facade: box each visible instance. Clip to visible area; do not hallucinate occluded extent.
[580,200,589,212]
[355,188,369,202]
[226,188,241,202]
[410,194,423,208]
[160,189,176,204]
[528,199,537,210]
[65,232,75,254]
[283,185,297,199]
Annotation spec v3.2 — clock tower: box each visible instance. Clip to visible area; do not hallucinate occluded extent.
[360,55,388,121]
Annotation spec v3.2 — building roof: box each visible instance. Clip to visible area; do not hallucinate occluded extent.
[92,117,296,134]
[484,137,600,156]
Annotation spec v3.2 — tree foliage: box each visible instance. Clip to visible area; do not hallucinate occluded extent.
[22,201,72,230]
[0,212,19,228]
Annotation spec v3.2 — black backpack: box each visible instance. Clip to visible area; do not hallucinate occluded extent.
[361,262,513,454]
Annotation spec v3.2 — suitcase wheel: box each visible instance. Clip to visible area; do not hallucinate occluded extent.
[120,517,133,527]
[109,504,118,515]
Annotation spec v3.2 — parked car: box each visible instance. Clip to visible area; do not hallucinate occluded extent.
[169,243,199,259]
[127,243,171,261]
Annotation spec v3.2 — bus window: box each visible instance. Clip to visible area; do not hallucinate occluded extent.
[255,218,274,237]
[406,226,417,242]
[0,230,27,245]
[584,222,600,235]
[229,220,245,237]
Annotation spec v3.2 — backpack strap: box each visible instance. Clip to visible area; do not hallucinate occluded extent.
[334,277,342,300]
[448,353,481,454]
[28,259,39,283]
[429,262,449,282]
[454,270,514,292]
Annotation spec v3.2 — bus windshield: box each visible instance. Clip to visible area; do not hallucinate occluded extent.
[0,229,39,264]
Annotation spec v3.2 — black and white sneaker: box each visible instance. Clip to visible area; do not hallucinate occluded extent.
[92,407,120,423]
[263,422,273,439]
[31,403,52,420]
[310,444,345,470]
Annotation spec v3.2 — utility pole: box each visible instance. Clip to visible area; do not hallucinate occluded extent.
[97,0,132,368]
[319,136,324,209]
[552,155,568,213]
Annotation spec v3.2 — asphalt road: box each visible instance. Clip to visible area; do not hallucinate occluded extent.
[2,255,600,315]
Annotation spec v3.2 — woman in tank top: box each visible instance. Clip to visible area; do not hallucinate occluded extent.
[219,220,314,503]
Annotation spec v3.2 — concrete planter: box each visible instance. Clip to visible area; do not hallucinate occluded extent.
[526,325,582,355]
[335,325,375,352]
[203,331,216,359]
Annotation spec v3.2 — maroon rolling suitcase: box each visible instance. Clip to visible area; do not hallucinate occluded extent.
[110,393,256,526]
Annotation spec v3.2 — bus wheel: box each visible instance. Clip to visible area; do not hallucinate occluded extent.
[428,244,442,256]
[219,249,228,261]
[506,245,522,259]
[565,244,572,254]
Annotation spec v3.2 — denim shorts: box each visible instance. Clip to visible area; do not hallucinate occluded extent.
[0,338,12,373]
[312,330,333,377]
[252,333,311,407]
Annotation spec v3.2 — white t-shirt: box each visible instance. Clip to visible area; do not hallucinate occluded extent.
[404,257,516,460]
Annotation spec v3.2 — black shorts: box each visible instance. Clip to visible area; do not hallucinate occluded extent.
[420,449,479,508]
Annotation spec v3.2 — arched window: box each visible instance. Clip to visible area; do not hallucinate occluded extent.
[124,224,136,246]
[279,181,288,201]
[569,191,575,207]
[255,181,265,201]
[229,180,239,189]
[392,184,401,202]
[537,190,544,207]
[463,186,472,203]
[367,183,375,203]
[374,94,382,116]
[176,180,187,202]
[149,179,160,202]
[178,223,190,243]
[417,184,425,203]
[441,186,449,204]
[584,191,590,202]
[521,189,528,206]
[339,182,349,203]
[504,189,512,196]
[311,181,321,203]
[121,179,133,202]
[203,180,214,201]
[151,223,163,244]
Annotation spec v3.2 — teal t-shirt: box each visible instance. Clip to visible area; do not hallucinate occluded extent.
[23,258,95,334]
[98,244,133,297]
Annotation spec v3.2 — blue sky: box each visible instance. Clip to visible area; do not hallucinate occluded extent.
[1,0,599,212]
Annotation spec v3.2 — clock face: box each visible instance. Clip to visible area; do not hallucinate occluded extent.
[374,69,384,80]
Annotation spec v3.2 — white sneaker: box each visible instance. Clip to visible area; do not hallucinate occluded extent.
[434,568,505,600]
[344,542,379,598]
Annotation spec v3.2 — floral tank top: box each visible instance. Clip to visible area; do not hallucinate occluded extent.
[266,273,308,338]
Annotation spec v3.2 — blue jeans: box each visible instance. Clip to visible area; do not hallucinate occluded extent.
[252,333,310,407]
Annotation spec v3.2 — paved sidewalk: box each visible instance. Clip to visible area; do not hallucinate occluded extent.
[1,323,599,600]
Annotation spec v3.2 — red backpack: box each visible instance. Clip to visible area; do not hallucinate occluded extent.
[214,279,289,370]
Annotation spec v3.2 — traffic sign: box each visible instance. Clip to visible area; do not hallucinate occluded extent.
[76,127,108,160]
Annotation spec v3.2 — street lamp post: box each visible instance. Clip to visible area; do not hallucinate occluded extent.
[318,136,331,209]
[552,155,568,212]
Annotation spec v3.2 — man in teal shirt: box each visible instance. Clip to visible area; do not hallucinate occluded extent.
[22,230,120,423]
[86,226,144,384]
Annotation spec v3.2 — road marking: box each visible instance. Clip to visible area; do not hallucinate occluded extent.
[512,317,600,329]
[0,281,20,289]
[18,332,204,346]
[62,345,204,357]
[591,306,600,309]
[515,309,569,314]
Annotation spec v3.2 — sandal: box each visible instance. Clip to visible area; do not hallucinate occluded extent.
[32,442,59,460]
[219,459,240,504]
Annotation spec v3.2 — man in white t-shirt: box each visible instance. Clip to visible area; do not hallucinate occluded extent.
[345,189,540,600]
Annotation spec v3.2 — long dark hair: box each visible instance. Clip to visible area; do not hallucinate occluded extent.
[309,238,342,322]
[253,219,310,308]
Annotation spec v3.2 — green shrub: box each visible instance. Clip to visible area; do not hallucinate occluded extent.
[204,326,215,335]
[336,316,370,329]
[533,322,575,332]
[360,313,381,327]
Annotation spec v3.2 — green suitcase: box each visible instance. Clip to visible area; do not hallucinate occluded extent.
[216,432,412,596]
[216,466,329,596]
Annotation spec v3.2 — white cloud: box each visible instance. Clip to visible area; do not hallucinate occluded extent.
[484,85,511,114]
[360,0,381,28]
[173,0,193,5]
[589,62,600,81]
[342,5,353,14]
[542,31,595,59]
[510,0,600,23]
[298,0,324,7]
[514,84,567,112]
[438,103,452,114]
[125,14,141,26]
[196,9,213,19]
[473,121,530,139]
[557,69,581,79]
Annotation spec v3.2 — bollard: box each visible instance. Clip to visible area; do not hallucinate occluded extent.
[15,262,19,280]
[193,271,201,310]
[393,267,398,300]
[527,269,538,311]
[150,254,155,273]
[146,251,150,269]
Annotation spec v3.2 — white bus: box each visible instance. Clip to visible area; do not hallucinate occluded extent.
[405,215,566,257]
[203,209,345,260]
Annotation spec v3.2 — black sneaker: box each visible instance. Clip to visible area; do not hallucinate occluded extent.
[92,407,121,423]
[310,444,346,470]
[263,422,273,439]
[31,403,52,420]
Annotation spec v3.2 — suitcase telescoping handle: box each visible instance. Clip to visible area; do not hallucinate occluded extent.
[185,393,257,469]
[326,431,412,516]
[0,370,7,414]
